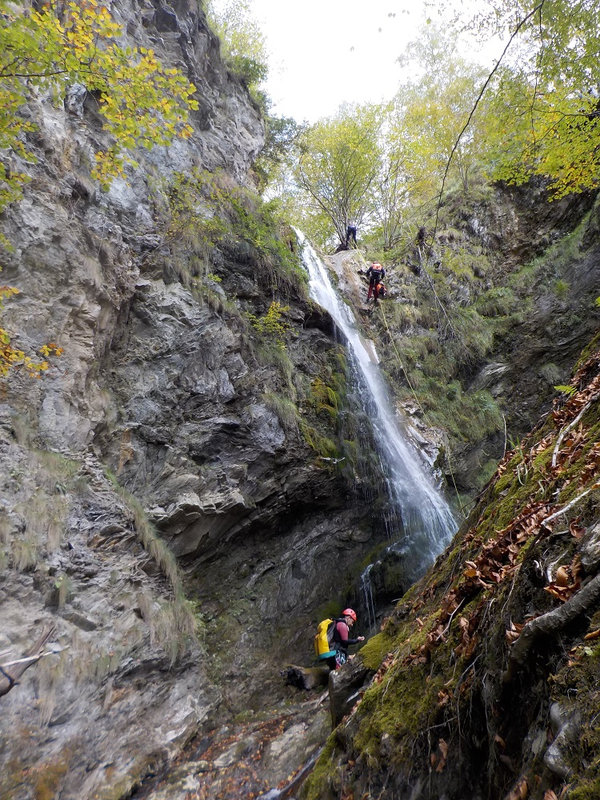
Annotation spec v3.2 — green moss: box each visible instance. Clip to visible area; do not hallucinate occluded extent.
[301,734,338,800]
[354,663,446,759]
[299,421,339,460]
[359,631,395,671]
[32,754,71,800]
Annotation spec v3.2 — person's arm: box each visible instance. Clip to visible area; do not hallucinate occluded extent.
[346,635,365,645]
[335,622,364,647]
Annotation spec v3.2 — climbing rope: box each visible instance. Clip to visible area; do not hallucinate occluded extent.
[352,250,467,518]
[377,300,467,519]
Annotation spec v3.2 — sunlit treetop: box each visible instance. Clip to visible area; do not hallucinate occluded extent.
[0,0,199,218]
[436,0,600,198]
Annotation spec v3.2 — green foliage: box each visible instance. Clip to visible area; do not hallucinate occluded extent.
[299,420,339,460]
[469,0,600,198]
[475,286,517,317]
[0,0,198,210]
[389,25,490,203]
[248,301,290,349]
[554,384,577,398]
[293,103,383,249]
[227,192,307,294]
[161,169,228,249]
[53,573,73,609]
[206,0,268,97]
[156,167,306,297]
[262,391,299,433]
[254,113,304,190]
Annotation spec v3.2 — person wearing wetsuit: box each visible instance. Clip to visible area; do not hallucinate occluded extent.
[326,608,365,669]
[366,263,385,301]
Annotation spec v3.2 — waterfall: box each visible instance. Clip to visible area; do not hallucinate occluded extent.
[297,231,457,583]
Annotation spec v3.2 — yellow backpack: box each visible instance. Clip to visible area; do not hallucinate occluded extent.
[314,618,338,659]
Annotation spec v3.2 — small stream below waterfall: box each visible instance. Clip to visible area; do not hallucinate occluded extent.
[298,232,457,594]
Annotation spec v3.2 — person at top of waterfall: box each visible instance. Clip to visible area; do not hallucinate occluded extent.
[366,262,385,301]
[329,609,365,670]
[346,222,357,248]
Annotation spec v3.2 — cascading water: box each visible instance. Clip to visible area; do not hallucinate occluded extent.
[297,231,457,590]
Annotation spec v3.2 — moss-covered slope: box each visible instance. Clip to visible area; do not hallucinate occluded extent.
[302,337,600,800]
[361,181,600,504]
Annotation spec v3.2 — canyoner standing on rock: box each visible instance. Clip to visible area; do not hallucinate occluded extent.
[345,221,357,248]
[315,608,365,670]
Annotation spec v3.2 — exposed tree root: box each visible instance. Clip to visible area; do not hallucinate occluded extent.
[503,572,600,682]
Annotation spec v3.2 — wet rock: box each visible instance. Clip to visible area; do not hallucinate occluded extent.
[329,657,373,727]
[284,664,330,690]
[544,702,581,778]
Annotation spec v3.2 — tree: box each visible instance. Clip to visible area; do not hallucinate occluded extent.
[206,0,269,92]
[389,26,490,202]
[0,0,199,218]
[293,104,383,249]
[465,0,600,198]
[0,0,199,379]
[254,112,304,191]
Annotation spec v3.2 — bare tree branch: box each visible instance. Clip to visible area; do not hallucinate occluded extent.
[0,624,56,698]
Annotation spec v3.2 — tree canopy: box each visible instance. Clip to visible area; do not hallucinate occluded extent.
[0,0,199,219]
[292,104,383,249]
[0,0,199,377]
[460,0,600,198]
[270,0,600,249]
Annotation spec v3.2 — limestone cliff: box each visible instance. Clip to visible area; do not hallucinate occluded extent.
[0,3,390,798]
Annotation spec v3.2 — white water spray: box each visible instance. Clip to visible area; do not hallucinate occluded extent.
[298,231,456,580]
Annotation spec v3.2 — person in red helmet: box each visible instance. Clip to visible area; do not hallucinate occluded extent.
[329,608,365,669]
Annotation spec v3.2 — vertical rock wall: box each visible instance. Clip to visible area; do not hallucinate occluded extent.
[0,3,392,797]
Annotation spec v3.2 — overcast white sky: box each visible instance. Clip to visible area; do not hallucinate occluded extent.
[250,0,423,122]
[210,0,502,123]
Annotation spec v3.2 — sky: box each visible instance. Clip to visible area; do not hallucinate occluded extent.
[249,0,426,122]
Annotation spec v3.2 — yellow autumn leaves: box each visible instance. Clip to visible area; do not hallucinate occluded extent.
[0,0,198,207]
[0,0,199,379]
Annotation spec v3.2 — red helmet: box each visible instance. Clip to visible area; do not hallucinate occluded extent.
[342,608,357,621]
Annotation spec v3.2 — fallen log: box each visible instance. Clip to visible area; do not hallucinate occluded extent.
[504,572,600,683]
[283,664,330,690]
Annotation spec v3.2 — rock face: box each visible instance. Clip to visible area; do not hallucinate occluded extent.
[300,344,600,800]
[357,180,600,500]
[0,3,392,798]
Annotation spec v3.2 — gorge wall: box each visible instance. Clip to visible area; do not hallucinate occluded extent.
[0,2,392,797]
[1,2,599,800]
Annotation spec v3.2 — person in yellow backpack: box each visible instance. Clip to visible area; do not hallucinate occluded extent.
[315,609,365,670]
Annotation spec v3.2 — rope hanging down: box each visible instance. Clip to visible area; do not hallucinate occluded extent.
[355,251,467,517]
